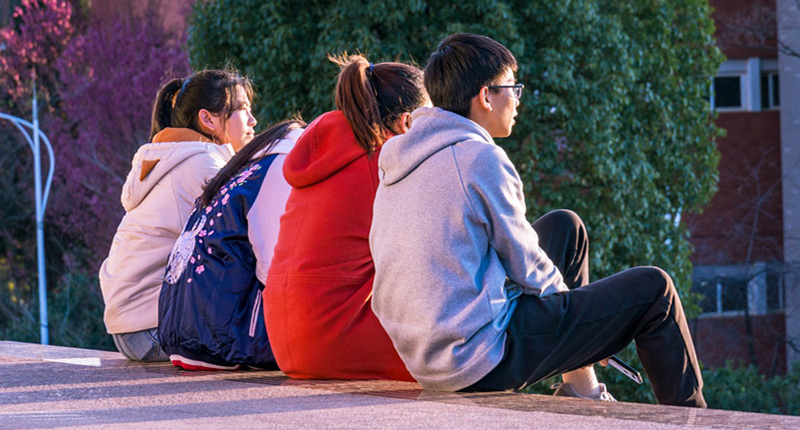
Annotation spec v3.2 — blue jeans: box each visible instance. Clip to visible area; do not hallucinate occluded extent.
[112,328,170,362]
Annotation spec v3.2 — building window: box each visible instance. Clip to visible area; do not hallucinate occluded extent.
[760,72,780,109]
[696,278,748,314]
[767,271,785,311]
[693,262,786,317]
[712,58,779,112]
[713,76,743,109]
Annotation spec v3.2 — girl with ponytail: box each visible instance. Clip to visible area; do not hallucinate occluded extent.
[264,54,428,380]
[100,69,257,362]
[158,119,306,371]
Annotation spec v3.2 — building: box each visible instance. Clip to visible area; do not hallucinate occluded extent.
[685,0,800,375]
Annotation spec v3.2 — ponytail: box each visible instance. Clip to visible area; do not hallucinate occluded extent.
[198,117,306,208]
[330,54,427,152]
[148,69,254,143]
[149,78,183,140]
[330,54,383,152]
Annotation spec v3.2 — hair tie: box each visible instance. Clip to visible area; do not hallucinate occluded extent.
[367,62,375,75]
[179,77,191,95]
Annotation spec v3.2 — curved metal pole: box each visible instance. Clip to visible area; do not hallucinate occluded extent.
[0,84,55,345]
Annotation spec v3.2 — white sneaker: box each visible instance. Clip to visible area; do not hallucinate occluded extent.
[551,382,617,402]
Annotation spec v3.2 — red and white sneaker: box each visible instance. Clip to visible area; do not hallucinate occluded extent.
[170,354,240,371]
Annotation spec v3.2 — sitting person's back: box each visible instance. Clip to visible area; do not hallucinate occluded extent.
[264,55,428,381]
[99,69,257,361]
[370,33,706,408]
[158,120,305,370]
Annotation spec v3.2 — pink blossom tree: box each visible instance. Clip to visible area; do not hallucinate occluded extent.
[51,10,190,266]
[0,0,75,114]
[0,0,190,348]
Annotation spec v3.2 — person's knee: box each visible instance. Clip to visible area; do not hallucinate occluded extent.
[550,209,583,228]
[536,209,585,233]
[638,266,676,300]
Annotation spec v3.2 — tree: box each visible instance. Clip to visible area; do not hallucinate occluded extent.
[190,0,723,302]
[0,0,189,349]
[190,0,722,404]
[0,0,78,344]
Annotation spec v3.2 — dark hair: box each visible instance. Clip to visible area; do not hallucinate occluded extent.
[198,117,306,208]
[149,69,254,141]
[330,54,427,152]
[424,33,517,117]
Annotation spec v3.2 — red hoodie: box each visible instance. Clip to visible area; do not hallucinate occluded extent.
[264,111,414,381]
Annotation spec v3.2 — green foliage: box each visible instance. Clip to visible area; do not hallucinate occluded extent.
[702,361,800,415]
[526,352,800,415]
[0,262,114,351]
[190,0,723,308]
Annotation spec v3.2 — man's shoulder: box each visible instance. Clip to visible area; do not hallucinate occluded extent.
[449,137,509,169]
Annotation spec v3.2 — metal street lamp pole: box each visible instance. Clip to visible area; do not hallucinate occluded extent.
[0,79,55,345]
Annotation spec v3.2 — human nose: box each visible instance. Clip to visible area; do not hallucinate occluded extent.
[248,111,257,127]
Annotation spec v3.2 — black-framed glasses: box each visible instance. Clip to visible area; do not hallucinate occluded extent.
[487,83,524,99]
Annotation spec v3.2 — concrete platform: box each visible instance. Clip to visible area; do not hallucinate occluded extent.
[1,341,798,429]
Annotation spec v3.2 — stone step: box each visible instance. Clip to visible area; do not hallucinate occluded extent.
[1,341,797,429]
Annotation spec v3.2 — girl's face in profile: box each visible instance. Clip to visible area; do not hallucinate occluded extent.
[213,86,257,152]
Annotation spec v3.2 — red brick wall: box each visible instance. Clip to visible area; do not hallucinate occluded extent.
[685,111,783,265]
[711,0,778,59]
[691,312,786,375]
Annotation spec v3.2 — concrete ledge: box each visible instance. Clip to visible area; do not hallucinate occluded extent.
[1,341,798,429]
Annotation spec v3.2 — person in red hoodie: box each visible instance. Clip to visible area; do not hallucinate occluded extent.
[263,54,428,381]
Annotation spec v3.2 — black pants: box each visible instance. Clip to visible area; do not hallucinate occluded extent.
[466,210,706,408]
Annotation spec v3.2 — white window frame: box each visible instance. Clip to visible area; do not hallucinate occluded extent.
[693,262,783,318]
[761,58,779,110]
[712,58,761,112]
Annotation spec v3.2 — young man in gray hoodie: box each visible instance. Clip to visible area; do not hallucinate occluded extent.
[369,33,706,407]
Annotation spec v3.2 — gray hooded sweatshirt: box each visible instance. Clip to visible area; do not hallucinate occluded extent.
[370,107,568,391]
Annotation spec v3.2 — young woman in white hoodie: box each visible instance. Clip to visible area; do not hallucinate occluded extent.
[99,69,257,361]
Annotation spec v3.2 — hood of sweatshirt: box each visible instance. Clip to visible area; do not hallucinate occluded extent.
[378,107,494,186]
[120,128,235,211]
[283,111,373,188]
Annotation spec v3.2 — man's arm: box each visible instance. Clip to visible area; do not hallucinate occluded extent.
[463,143,568,296]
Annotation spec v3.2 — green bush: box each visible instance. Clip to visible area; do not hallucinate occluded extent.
[702,361,800,415]
[526,350,800,415]
[0,262,114,351]
[189,0,723,305]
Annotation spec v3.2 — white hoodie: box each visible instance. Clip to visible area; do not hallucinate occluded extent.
[99,128,234,334]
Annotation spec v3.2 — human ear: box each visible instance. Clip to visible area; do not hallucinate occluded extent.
[198,108,220,134]
[478,87,492,111]
[393,112,412,134]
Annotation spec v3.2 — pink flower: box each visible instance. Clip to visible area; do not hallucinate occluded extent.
[187,278,192,283]
[207,247,213,254]
[189,256,195,264]
[195,265,205,274]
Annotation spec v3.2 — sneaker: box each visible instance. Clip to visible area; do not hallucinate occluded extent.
[551,382,617,402]
[170,354,240,371]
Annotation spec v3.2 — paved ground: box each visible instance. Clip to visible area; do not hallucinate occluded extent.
[1,340,798,429]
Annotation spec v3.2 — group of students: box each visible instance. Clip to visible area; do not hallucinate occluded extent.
[99,33,707,408]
